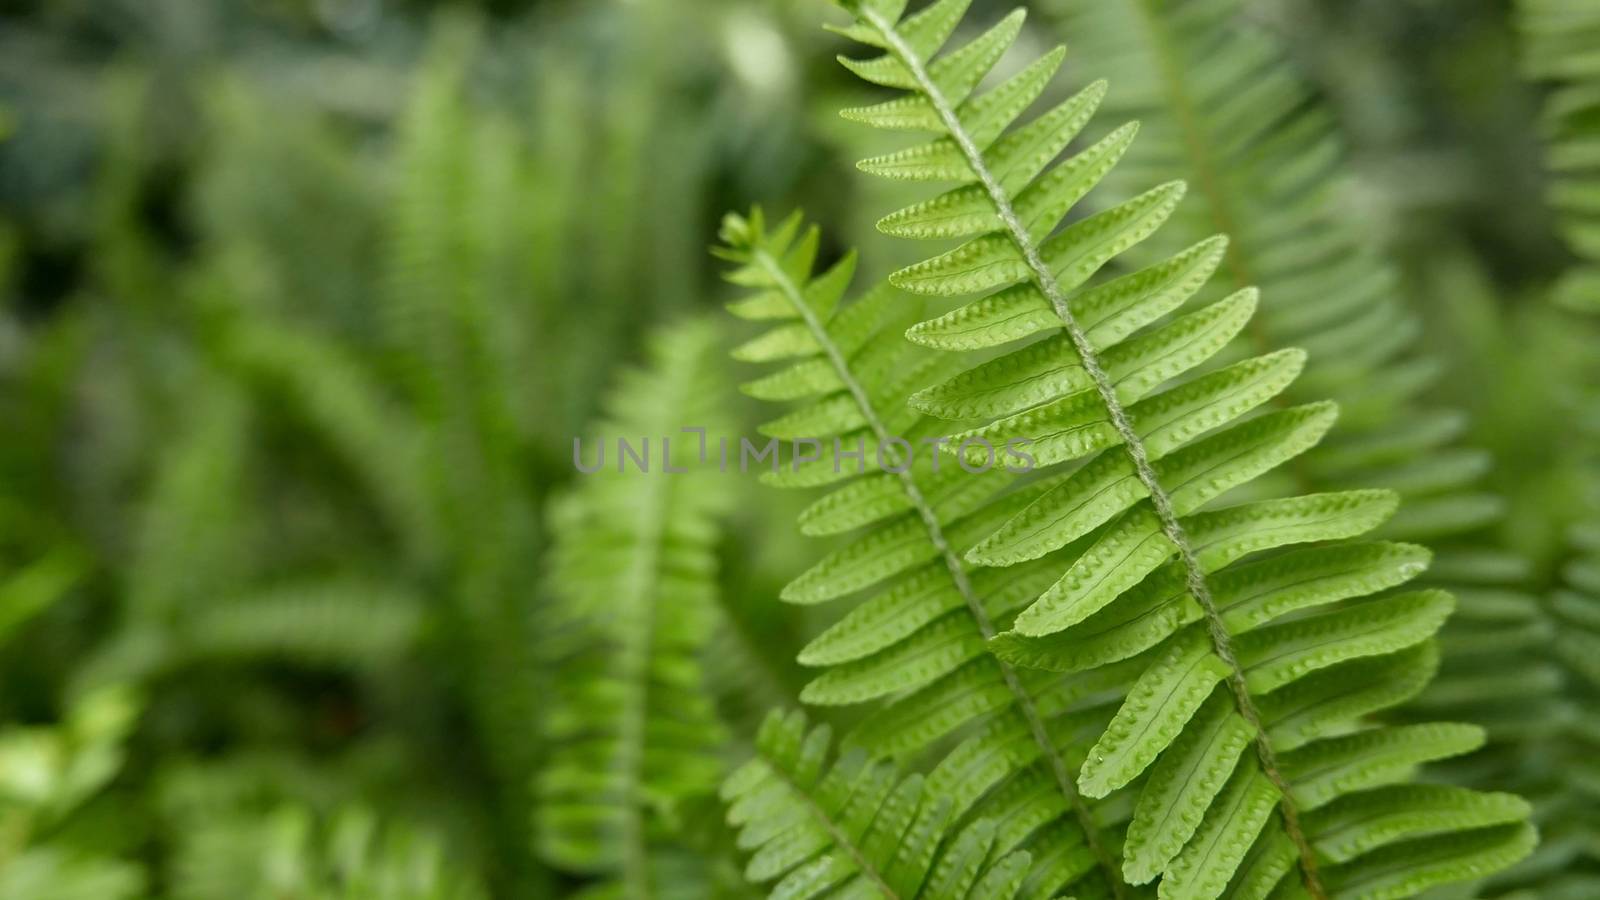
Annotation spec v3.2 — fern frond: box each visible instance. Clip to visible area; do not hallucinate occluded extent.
[1518,0,1600,312]
[719,208,1129,898]
[1508,530,1600,890]
[536,317,736,895]
[71,380,260,692]
[828,1,1533,897]
[384,15,538,559]
[1478,185,1600,892]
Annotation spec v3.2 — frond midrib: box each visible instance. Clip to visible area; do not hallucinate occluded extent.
[749,244,1125,895]
[858,7,1325,897]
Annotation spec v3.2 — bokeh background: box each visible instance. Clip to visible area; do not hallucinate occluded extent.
[0,0,1595,896]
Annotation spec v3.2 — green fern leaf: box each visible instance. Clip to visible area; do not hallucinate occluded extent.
[536,318,734,892]
[718,208,1130,898]
[829,1,1534,897]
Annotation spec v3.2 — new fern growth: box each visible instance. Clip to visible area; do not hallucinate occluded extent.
[537,317,734,895]
[812,0,1535,896]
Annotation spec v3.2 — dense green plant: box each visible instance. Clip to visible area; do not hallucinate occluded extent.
[167,805,489,900]
[1458,7,1600,894]
[723,709,1047,899]
[1513,515,1600,898]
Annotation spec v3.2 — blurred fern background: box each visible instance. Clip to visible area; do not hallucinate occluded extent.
[0,0,1595,896]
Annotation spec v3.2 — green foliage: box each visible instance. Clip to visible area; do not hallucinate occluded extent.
[0,0,1593,897]
[722,709,1040,899]
[0,686,143,900]
[1514,522,1600,896]
[1475,14,1600,883]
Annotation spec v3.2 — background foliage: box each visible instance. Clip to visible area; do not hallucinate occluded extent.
[0,0,1594,896]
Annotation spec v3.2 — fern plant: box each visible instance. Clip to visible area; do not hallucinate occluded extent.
[1515,517,1600,898]
[785,0,1539,896]
[536,316,744,898]
[1481,503,1600,896]
[186,29,552,888]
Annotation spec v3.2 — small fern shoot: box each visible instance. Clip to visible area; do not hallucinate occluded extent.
[536,317,734,895]
[828,1,1535,897]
